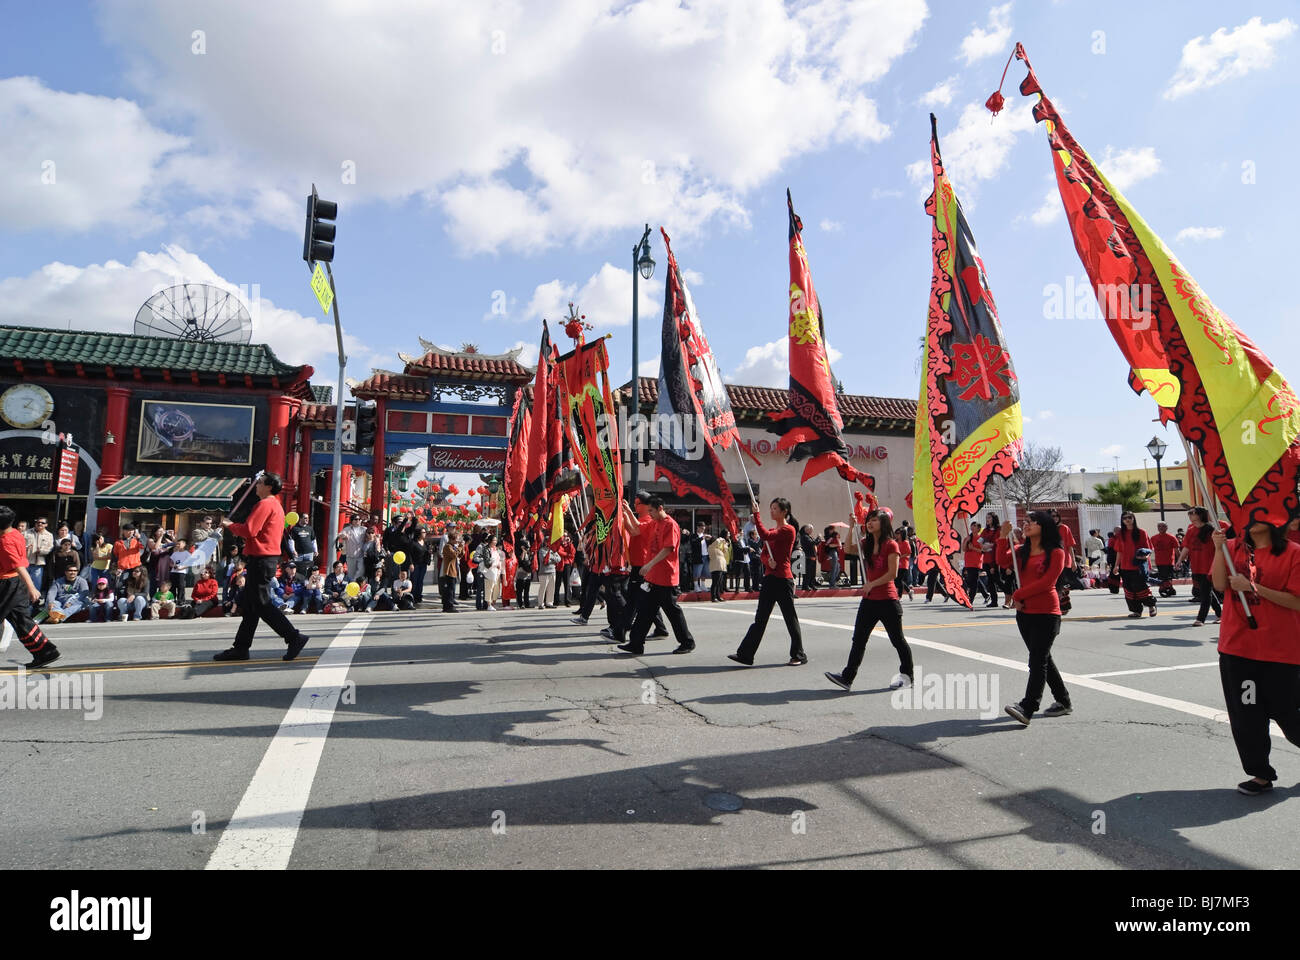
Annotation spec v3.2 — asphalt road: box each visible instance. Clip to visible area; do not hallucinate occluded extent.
[1,585,1295,870]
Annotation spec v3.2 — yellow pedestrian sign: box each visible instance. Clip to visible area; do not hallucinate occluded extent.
[311,262,334,314]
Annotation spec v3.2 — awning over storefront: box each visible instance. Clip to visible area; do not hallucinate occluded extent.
[96,475,244,511]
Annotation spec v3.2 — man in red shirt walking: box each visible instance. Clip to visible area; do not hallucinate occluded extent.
[618,496,695,655]
[213,472,309,662]
[0,505,60,668]
[1151,522,1180,598]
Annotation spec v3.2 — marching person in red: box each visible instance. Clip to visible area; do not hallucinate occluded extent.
[1151,521,1180,598]
[0,505,60,668]
[995,523,1019,609]
[610,492,668,642]
[1178,507,1222,626]
[1115,511,1156,617]
[979,513,1001,608]
[1048,509,1076,614]
[961,522,989,604]
[213,472,310,662]
[729,497,806,666]
[619,495,695,655]
[1004,511,1071,725]
[1211,520,1300,795]
[893,528,914,600]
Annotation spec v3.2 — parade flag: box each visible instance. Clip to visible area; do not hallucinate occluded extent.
[653,230,741,536]
[522,321,555,520]
[912,115,1025,608]
[769,190,873,490]
[659,228,741,450]
[555,337,626,569]
[1010,45,1300,528]
[504,384,532,531]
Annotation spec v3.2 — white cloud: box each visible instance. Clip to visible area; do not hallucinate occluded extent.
[90,0,927,254]
[1164,16,1296,100]
[682,268,705,287]
[871,186,904,200]
[906,98,1037,202]
[638,354,661,377]
[820,218,843,232]
[726,338,843,387]
[1100,444,1124,458]
[1175,226,1225,242]
[1029,189,1060,225]
[0,245,384,380]
[1036,410,1054,420]
[523,263,659,330]
[0,76,187,232]
[1098,146,1161,191]
[958,3,1014,65]
[918,76,958,107]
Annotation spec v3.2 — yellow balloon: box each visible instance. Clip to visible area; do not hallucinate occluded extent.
[393,551,406,565]
[345,581,361,598]
[285,511,300,526]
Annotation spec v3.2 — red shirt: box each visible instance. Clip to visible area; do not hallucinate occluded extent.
[114,535,143,571]
[1011,548,1066,615]
[0,528,27,576]
[979,528,998,561]
[963,533,984,569]
[629,515,654,567]
[1150,533,1179,566]
[643,516,680,588]
[754,516,795,579]
[995,536,1013,569]
[229,496,286,558]
[1219,540,1300,665]
[1185,528,1216,575]
[558,541,575,566]
[897,538,912,562]
[192,578,219,603]
[864,539,900,601]
[1115,529,1151,570]
[1058,524,1076,568]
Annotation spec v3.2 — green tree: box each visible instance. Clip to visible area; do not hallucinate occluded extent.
[1086,478,1155,513]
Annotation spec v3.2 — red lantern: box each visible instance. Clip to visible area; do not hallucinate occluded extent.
[431,484,441,493]
[417,479,428,489]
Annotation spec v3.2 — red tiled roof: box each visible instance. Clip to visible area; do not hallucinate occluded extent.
[621,377,915,424]
[298,403,337,428]
[350,372,431,400]
[402,350,533,382]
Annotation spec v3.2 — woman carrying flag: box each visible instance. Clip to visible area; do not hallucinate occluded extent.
[728,498,806,666]
[825,508,913,692]
[1116,512,1156,618]
[1211,521,1300,795]
[1179,508,1222,626]
[1004,511,1072,726]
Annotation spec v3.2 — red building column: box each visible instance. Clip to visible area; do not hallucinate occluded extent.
[281,399,302,506]
[368,396,387,518]
[96,386,131,533]
[296,426,313,515]
[267,395,293,500]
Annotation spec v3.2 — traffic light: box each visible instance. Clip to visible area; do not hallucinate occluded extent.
[355,401,377,451]
[302,184,337,263]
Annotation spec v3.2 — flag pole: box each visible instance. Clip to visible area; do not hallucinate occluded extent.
[1183,440,1257,629]
[730,444,776,568]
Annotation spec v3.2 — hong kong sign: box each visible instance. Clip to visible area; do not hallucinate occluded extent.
[427,445,507,471]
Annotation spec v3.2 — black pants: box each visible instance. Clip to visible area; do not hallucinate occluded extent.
[982,563,1000,604]
[577,569,604,620]
[1219,652,1300,781]
[1016,612,1069,715]
[620,567,666,635]
[601,573,628,638]
[736,575,803,662]
[1156,563,1175,596]
[0,576,56,659]
[412,562,428,603]
[847,554,860,586]
[234,556,303,652]
[515,577,531,608]
[802,558,818,591]
[710,570,725,600]
[893,572,912,597]
[925,566,949,601]
[962,567,988,601]
[840,597,912,684]
[1193,573,1222,621]
[554,565,572,606]
[626,583,693,651]
[439,575,458,612]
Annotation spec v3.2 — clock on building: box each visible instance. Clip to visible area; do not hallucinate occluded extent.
[1,384,54,429]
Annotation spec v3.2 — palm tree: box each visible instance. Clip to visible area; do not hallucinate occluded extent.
[1086,478,1156,513]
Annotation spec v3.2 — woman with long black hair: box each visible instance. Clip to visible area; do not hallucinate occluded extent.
[825,509,914,692]
[1004,511,1072,725]
[729,498,807,666]
[1211,519,1300,794]
[1116,511,1156,617]
[1178,507,1222,626]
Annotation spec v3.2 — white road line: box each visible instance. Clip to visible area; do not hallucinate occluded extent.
[207,619,370,870]
[1082,661,1220,679]
[701,607,1290,739]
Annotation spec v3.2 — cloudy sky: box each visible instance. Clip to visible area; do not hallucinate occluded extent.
[1,0,1296,480]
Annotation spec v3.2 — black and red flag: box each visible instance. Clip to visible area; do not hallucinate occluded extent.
[504,383,532,535]
[654,231,740,535]
[521,321,555,526]
[769,189,873,491]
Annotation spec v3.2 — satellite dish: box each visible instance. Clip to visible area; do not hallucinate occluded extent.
[134,283,253,343]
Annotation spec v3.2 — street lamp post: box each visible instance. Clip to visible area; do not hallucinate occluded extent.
[629,224,655,499]
[1146,436,1168,521]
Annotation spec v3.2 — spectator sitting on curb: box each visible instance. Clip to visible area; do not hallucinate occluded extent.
[88,577,116,622]
[45,563,89,624]
[150,583,176,619]
[117,567,150,621]
[222,572,244,617]
[295,567,325,614]
[185,567,220,618]
[324,561,350,609]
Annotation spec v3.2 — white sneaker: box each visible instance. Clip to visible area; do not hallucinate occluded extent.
[888,673,911,690]
[570,616,588,625]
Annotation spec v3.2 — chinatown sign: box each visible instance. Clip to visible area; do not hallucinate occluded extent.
[427,445,507,471]
[739,438,889,461]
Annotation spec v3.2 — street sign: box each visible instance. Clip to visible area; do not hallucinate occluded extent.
[340,420,356,451]
[311,262,334,314]
[55,447,77,494]
[427,445,507,471]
